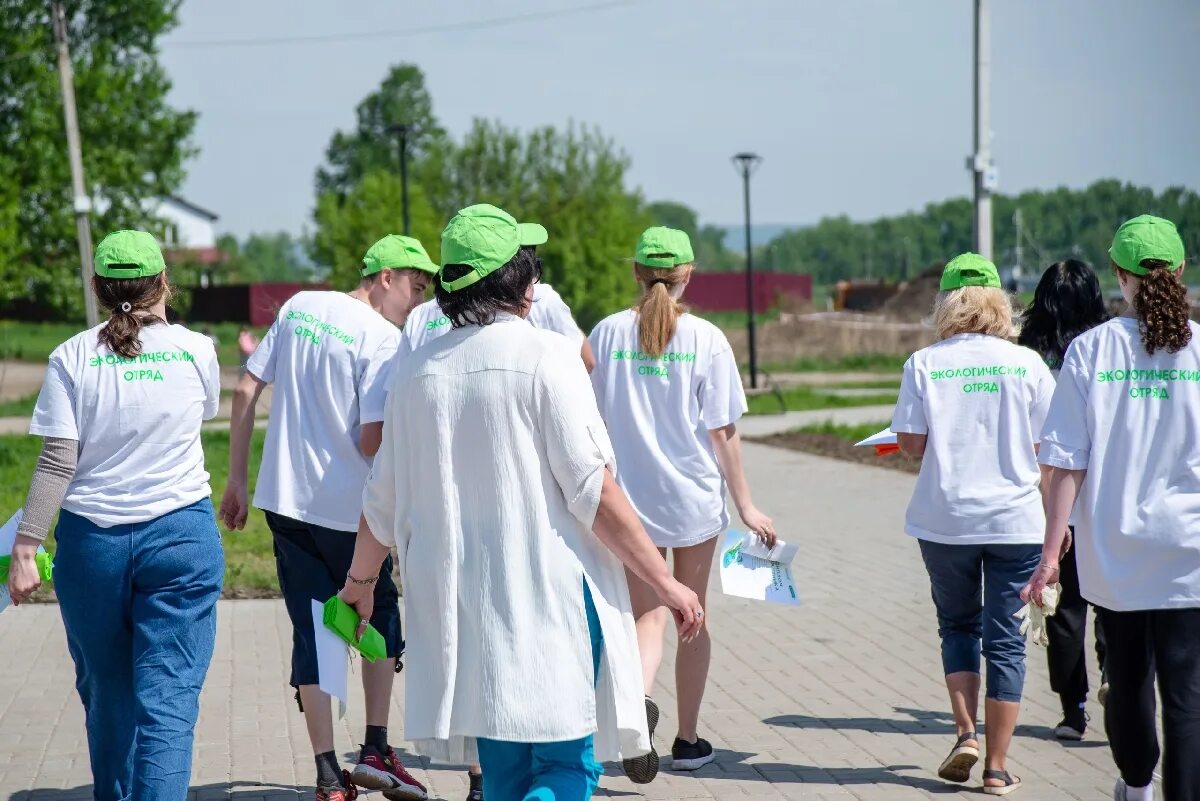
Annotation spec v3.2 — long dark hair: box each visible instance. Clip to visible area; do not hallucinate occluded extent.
[93,273,170,359]
[1127,260,1192,356]
[436,246,540,327]
[1017,260,1108,368]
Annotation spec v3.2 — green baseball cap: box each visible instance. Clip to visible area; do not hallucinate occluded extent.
[439,204,548,292]
[93,230,166,279]
[1109,214,1185,275]
[361,234,437,277]
[940,252,1001,291]
[635,226,694,268]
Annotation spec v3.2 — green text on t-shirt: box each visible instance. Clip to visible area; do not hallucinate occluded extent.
[929,365,1027,394]
[1096,367,1200,400]
[286,310,356,347]
[426,315,451,331]
[89,350,194,381]
[611,348,697,379]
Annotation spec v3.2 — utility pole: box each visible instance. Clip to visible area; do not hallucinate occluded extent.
[1013,207,1023,281]
[51,2,98,327]
[732,152,763,390]
[388,124,411,235]
[969,0,995,262]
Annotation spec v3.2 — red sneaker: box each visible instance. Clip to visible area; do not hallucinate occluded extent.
[351,746,428,800]
[315,770,359,801]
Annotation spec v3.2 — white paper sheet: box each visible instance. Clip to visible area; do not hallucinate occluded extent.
[311,599,349,719]
[853,428,897,448]
[719,529,801,606]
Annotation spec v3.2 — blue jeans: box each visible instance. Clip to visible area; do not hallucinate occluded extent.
[476,582,605,801]
[55,499,224,801]
[918,540,1040,702]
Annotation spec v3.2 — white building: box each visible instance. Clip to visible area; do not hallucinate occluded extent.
[154,196,220,263]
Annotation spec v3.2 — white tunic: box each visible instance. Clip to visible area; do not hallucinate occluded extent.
[362,314,650,763]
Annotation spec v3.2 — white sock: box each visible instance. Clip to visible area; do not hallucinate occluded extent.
[1125,782,1154,801]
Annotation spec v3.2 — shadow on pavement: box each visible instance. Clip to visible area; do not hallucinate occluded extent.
[9,782,309,800]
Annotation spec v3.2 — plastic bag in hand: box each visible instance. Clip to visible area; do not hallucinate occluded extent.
[1014,583,1061,647]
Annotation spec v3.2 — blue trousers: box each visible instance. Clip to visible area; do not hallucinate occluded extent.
[918,539,1040,702]
[55,499,224,801]
[476,582,605,801]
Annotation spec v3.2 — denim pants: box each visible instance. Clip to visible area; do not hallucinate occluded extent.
[55,499,224,801]
[476,582,605,801]
[918,540,1040,702]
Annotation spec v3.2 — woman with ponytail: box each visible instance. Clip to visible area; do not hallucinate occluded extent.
[7,230,223,799]
[588,226,773,782]
[1025,215,1200,801]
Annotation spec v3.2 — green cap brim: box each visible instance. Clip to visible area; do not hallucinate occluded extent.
[518,222,548,247]
[439,221,547,292]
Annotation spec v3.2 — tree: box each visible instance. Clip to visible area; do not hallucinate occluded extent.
[311,66,652,327]
[215,231,319,284]
[0,0,196,318]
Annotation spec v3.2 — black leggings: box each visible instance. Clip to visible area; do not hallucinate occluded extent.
[1097,606,1200,800]
[1044,542,1107,710]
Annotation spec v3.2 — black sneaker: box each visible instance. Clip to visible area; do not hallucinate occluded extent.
[671,736,715,771]
[465,770,483,801]
[465,788,483,801]
[621,696,660,784]
[1054,706,1088,741]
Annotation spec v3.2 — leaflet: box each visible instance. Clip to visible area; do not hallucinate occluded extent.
[718,529,800,606]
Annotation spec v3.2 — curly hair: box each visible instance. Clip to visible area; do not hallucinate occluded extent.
[93,273,171,359]
[1017,260,1109,368]
[1129,260,1192,355]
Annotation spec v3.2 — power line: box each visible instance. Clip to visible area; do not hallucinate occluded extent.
[165,1,636,49]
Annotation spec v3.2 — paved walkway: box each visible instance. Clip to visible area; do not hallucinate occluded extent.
[0,444,1119,800]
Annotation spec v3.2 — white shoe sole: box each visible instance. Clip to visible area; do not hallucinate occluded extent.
[351,763,428,800]
[671,752,715,771]
[1054,725,1085,741]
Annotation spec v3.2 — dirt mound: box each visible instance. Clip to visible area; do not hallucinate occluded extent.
[879,262,946,322]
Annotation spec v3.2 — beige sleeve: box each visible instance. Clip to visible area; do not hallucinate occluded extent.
[16,437,78,541]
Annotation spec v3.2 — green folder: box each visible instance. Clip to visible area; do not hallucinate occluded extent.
[322,596,387,662]
[0,549,54,586]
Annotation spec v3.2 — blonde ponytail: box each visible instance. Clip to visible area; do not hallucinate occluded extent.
[634,263,689,356]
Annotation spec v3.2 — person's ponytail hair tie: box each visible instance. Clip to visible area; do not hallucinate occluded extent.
[93,273,170,359]
[634,262,691,357]
[1127,259,1192,356]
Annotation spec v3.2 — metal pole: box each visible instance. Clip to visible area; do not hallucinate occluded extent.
[733,152,762,390]
[971,0,993,261]
[399,127,410,236]
[51,2,98,327]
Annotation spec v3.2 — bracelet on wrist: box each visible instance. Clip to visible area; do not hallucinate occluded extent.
[346,572,378,586]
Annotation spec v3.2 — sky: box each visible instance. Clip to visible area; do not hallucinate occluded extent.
[159,0,1200,240]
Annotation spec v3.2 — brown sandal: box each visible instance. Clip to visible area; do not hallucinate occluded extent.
[937,731,979,783]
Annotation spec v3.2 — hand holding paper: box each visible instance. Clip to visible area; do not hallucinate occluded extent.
[0,512,54,609]
[853,428,900,456]
[719,529,801,606]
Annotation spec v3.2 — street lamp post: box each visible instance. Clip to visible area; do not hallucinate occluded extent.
[732,152,763,390]
[388,124,411,235]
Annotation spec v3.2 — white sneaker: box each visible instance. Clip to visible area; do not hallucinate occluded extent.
[1114,778,1155,801]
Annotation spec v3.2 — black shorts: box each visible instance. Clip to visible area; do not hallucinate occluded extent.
[265,511,403,687]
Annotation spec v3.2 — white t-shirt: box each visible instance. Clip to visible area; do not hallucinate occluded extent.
[1039,317,1200,611]
[400,283,583,355]
[247,291,399,531]
[588,310,747,547]
[892,333,1055,545]
[30,322,220,527]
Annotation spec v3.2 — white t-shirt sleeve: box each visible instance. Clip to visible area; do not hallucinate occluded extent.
[245,302,288,384]
[1039,344,1091,470]
[1028,360,1055,444]
[359,331,400,425]
[538,293,584,343]
[699,342,747,430]
[892,354,927,434]
[29,349,79,440]
[199,341,221,421]
[535,342,616,528]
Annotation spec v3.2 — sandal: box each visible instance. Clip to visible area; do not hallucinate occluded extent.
[982,768,1022,795]
[937,731,979,783]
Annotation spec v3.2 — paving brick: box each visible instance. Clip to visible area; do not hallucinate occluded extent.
[0,445,1131,800]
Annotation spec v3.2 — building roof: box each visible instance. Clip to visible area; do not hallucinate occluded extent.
[163,195,219,222]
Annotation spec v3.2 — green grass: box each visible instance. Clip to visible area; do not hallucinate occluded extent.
[694,309,781,328]
[794,420,893,442]
[0,428,277,594]
[0,319,264,368]
[824,379,902,390]
[0,392,38,417]
[746,386,898,415]
[760,353,910,373]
